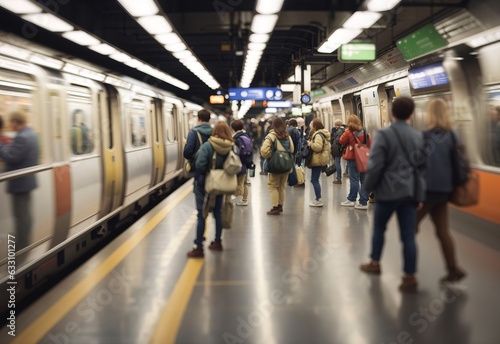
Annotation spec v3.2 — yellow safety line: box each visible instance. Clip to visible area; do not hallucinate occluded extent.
[13,186,192,344]
[150,259,204,344]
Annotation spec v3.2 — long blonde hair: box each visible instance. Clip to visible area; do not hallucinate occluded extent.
[426,99,452,131]
[346,114,363,132]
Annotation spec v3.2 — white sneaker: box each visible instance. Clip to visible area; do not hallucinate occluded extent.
[309,199,324,207]
[341,200,355,207]
[236,200,248,206]
[355,203,368,210]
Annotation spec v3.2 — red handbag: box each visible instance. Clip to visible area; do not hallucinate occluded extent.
[353,130,370,173]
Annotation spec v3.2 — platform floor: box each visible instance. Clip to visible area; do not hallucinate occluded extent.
[2,170,500,344]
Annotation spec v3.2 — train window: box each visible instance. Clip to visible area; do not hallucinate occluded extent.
[128,100,147,148]
[483,88,500,167]
[67,86,94,155]
[164,103,176,143]
[0,70,41,172]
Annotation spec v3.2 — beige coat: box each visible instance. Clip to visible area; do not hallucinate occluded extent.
[308,129,331,167]
[260,130,294,160]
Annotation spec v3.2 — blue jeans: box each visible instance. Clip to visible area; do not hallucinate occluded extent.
[195,191,223,246]
[347,160,368,205]
[310,166,322,200]
[370,201,418,274]
[334,157,342,180]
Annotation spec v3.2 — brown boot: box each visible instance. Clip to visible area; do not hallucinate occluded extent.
[440,268,466,284]
[360,261,381,274]
[208,241,223,251]
[267,207,280,215]
[399,275,418,293]
[277,204,283,212]
[187,246,204,258]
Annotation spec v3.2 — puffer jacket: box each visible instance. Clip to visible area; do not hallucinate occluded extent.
[195,136,235,193]
[260,130,294,160]
[339,128,371,160]
[308,129,331,167]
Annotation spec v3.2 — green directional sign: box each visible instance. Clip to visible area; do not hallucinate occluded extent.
[339,43,376,62]
[396,23,448,61]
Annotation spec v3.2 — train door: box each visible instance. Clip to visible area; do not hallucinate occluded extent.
[341,94,355,122]
[98,85,125,217]
[163,101,180,175]
[354,94,364,122]
[150,98,165,187]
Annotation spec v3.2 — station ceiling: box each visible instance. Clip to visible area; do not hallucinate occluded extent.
[0,0,469,114]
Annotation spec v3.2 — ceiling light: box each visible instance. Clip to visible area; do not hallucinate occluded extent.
[155,33,181,45]
[89,43,117,55]
[327,28,362,44]
[109,52,132,63]
[251,14,279,34]
[343,11,383,29]
[256,0,285,15]
[62,31,100,46]
[117,0,159,17]
[172,50,192,59]
[22,13,74,32]
[248,42,266,51]
[124,59,143,68]
[365,0,402,12]
[249,33,270,43]
[180,56,197,63]
[165,42,186,52]
[317,41,341,53]
[280,84,296,92]
[0,0,41,14]
[137,15,172,35]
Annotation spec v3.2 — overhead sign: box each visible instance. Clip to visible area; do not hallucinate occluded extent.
[228,87,283,101]
[339,43,376,62]
[408,63,449,89]
[396,23,448,61]
[266,100,292,108]
[209,95,225,104]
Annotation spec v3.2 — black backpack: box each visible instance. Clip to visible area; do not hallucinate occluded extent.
[331,127,347,157]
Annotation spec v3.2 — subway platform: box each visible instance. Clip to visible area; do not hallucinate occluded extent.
[1,171,500,344]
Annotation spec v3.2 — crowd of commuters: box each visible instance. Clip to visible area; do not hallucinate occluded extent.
[184,95,467,292]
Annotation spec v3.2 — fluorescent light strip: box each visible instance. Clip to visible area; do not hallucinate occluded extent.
[63,31,101,46]
[137,15,172,35]
[343,11,383,29]
[365,0,402,12]
[256,0,285,15]
[117,0,159,17]
[22,13,74,32]
[0,0,42,14]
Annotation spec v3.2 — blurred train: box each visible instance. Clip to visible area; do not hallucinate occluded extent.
[0,33,209,310]
[313,10,500,226]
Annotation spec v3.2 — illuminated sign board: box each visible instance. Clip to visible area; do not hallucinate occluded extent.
[228,87,283,101]
[339,43,376,62]
[209,95,225,104]
[397,23,448,61]
[266,100,292,108]
[291,107,302,116]
[408,63,449,89]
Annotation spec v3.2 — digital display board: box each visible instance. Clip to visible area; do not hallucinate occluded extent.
[408,63,449,90]
[339,43,376,62]
[228,87,283,101]
[396,23,448,61]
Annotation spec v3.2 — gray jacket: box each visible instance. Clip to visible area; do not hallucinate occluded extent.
[364,121,426,202]
[423,129,455,194]
[0,126,39,194]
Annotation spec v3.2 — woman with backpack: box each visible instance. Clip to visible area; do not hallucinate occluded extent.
[307,118,331,207]
[339,114,371,210]
[187,121,235,258]
[261,118,294,215]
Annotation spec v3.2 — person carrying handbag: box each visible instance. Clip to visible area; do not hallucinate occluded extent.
[187,122,236,258]
[417,98,467,283]
[339,114,371,210]
[260,118,294,215]
[307,118,331,207]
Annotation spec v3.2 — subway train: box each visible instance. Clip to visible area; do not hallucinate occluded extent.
[313,12,500,226]
[0,33,208,311]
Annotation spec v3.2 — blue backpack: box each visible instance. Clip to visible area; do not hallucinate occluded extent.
[238,134,253,167]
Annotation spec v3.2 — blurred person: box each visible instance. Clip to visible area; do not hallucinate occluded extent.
[231,120,253,206]
[361,97,426,292]
[187,121,234,258]
[259,118,273,175]
[330,119,346,184]
[0,112,39,249]
[0,116,12,144]
[286,119,302,163]
[307,118,330,207]
[339,114,371,210]
[416,98,466,283]
[296,117,306,166]
[261,118,294,215]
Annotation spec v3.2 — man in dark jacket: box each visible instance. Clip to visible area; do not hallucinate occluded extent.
[0,112,39,249]
[330,119,346,184]
[360,97,426,292]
